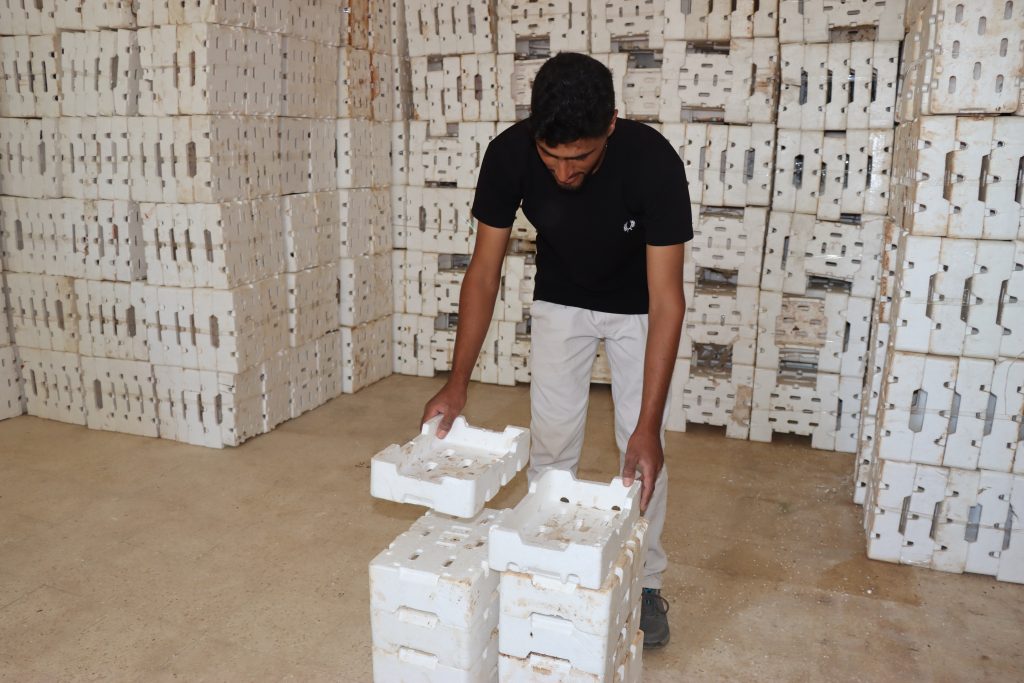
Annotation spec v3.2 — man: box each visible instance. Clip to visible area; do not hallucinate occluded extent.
[421,52,692,648]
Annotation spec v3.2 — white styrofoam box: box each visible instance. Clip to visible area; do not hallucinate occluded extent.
[74,280,148,362]
[336,118,391,189]
[590,0,666,52]
[55,0,135,30]
[773,129,892,219]
[778,41,898,130]
[750,368,861,451]
[141,198,284,289]
[0,117,61,199]
[372,416,529,518]
[58,29,137,117]
[18,347,85,425]
[370,50,394,122]
[278,117,336,195]
[373,639,497,683]
[393,249,440,316]
[680,280,759,365]
[281,36,334,118]
[79,356,158,437]
[496,55,544,122]
[431,319,521,387]
[404,186,477,255]
[371,509,507,675]
[0,346,23,421]
[410,55,453,136]
[338,46,372,119]
[339,253,393,328]
[875,351,958,467]
[145,277,287,373]
[889,234,1013,359]
[285,0,344,44]
[685,205,768,286]
[666,0,778,40]
[393,313,436,377]
[341,315,393,394]
[756,289,872,378]
[283,193,340,272]
[761,212,883,299]
[5,273,79,353]
[0,35,60,117]
[335,187,392,258]
[152,363,263,448]
[778,0,906,42]
[489,469,641,589]
[499,517,648,677]
[660,39,779,124]
[497,0,589,55]
[1000,242,1024,366]
[408,121,495,189]
[666,360,754,439]
[316,329,343,404]
[890,117,1024,240]
[661,122,775,207]
[287,264,339,349]
[899,0,1024,119]
[403,0,495,57]
[0,0,56,35]
[0,197,144,282]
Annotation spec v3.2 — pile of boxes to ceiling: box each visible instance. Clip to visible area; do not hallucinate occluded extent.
[369,417,646,681]
[859,0,1024,584]
[0,0,395,445]
[391,0,535,386]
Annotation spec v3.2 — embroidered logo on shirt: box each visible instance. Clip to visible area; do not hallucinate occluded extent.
[623,219,636,232]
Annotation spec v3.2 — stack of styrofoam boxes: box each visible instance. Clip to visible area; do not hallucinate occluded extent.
[369,416,529,681]
[861,0,1024,582]
[0,254,22,421]
[749,1,901,451]
[0,1,360,447]
[655,3,778,439]
[489,470,646,682]
[337,0,395,394]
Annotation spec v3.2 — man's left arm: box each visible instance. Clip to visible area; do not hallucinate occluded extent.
[621,243,686,513]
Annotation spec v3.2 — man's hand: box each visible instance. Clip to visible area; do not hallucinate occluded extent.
[421,382,468,438]
[621,429,664,514]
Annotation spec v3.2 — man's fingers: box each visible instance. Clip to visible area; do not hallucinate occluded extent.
[621,452,639,486]
[640,472,655,514]
[437,409,457,438]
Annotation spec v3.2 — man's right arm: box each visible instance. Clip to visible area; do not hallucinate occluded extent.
[421,222,511,437]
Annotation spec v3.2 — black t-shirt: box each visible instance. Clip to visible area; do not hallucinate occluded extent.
[472,118,693,315]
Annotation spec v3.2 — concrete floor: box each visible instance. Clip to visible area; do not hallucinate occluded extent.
[0,374,1021,682]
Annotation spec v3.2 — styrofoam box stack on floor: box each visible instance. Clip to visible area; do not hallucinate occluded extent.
[490,470,647,682]
[0,259,23,421]
[859,0,1024,583]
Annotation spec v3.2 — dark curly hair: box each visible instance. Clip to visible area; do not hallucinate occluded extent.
[528,53,616,146]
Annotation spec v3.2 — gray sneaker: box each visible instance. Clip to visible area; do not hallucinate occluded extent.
[640,588,670,648]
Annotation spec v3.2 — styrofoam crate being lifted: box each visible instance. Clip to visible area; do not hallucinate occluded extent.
[371,415,530,518]
[370,509,509,677]
[488,469,641,590]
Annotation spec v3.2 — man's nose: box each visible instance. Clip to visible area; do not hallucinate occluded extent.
[554,160,573,183]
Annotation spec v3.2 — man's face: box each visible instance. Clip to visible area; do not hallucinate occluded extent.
[535,132,612,192]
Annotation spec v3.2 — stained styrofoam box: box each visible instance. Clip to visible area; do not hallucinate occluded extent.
[393,313,437,377]
[496,55,544,121]
[666,360,754,439]
[0,0,56,35]
[403,0,494,57]
[749,368,860,451]
[371,416,529,518]
[685,205,768,286]
[590,0,666,52]
[666,0,778,40]
[280,35,321,118]
[338,46,373,119]
[778,42,898,130]
[141,199,285,289]
[287,264,339,349]
[890,117,1024,240]
[496,0,589,54]
[152,363,264,448]
[80,356,158,437]
[372,637,497,683]
[0,346,24,421]
[429,320,520,387]
[778,0,905,42]
[284,193,340,272]
[661,122,776,207]
[4,273,79,353]
[899,0,1024,118]
[407,121,495,189]
[660,39,779,124]
[679,281,759,365]
[489,469,641,589]
[756,289,872,378]
[336,187,392,257]
[336,118,391,189]
[75,280,149,361]
[341,315,392,394]
[339,253,393,327]
[58,30,137,117]
[370,509,507,672]
[761,213,883,299]
[0,118,61,199]
[55,0,134,29]
[0,35,60,117]
[279,117,337,195]
[499,518,648,672]
[18,347,85,425]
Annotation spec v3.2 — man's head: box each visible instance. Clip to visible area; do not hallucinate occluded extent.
[528,53,617,191]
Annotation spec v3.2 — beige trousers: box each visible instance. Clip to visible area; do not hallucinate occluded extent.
[527,300,669,589]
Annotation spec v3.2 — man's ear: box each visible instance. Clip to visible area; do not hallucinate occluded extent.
[607,110,618,137]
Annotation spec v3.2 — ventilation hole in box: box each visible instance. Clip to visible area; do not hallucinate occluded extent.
[559,497,569,503]
[966,504,982,542]
[908,389,927,433]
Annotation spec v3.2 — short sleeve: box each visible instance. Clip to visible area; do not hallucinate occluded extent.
[636,137,694,247]
[471,128,526,229]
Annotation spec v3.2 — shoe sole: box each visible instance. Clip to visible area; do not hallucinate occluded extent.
[643,634,670,649]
